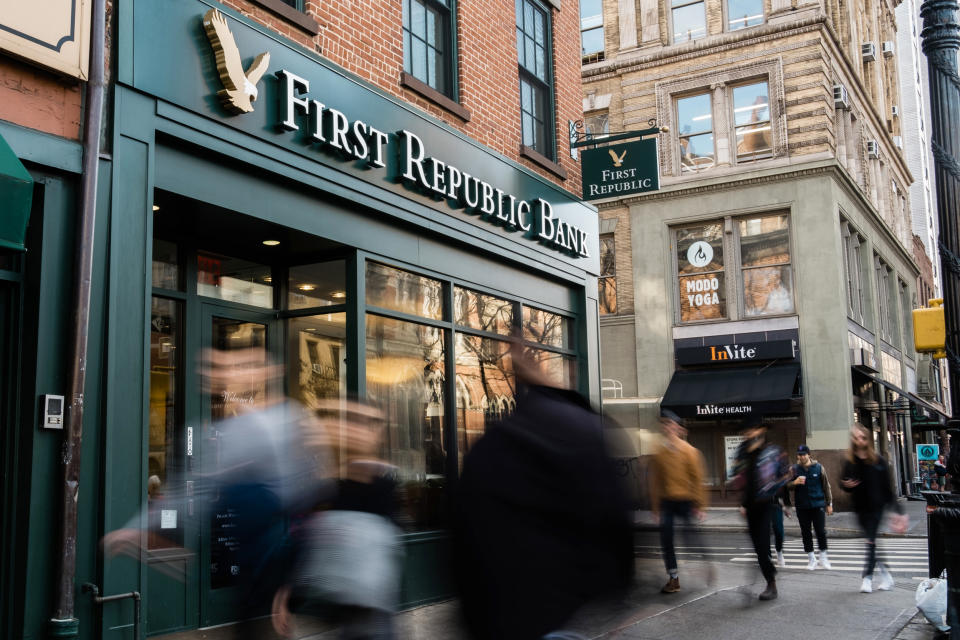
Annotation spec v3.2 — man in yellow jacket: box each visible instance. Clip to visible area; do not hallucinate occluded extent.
[649,408,708,594]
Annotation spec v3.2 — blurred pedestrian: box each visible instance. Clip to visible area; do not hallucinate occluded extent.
[934,454,948,491]
[769,485,790,568]
[732,418,790,601]
[452,343,634,640]
[840,422,908,593]
[788,444,833,570]
[649,408,708,594]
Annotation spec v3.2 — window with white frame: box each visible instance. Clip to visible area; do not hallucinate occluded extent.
[727,0,763,30]
[732,81,772,162]
[677,92,715,173]
[674,212,794,323]
[841,220,866,323]
[580,0,604,60]
[671,0,707,43]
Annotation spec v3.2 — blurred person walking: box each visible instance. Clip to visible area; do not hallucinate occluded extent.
[788,444,833,570]
[769,485,790,568]
[732,418,790,601]
[452,344,634,640]
[649,408,708,594]
[840,423,908,593]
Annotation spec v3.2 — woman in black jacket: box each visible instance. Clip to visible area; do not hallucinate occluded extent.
[840,423,908,593]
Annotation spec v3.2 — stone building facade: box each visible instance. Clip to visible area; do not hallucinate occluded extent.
[581,0,949,507]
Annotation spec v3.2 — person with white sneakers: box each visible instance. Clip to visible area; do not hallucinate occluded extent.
[840,423,909,593]
[788,444,833,570]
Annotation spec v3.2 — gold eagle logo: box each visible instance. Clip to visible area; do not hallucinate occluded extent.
[203,9,271,114]
[608,148,627,167]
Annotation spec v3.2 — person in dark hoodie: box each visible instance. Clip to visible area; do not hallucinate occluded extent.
[452,342,634,640]
[840,422,908,593]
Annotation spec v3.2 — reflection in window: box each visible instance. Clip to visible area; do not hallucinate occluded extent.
[523,306,571,349]
[197,252,273,308]
[727,0,763,30]
[454,287,514,334]
[148,296,183,549]
[672,0,706,42]
[599,235,617,314]
[287,313,346,410]
[580,0,604,59]
[677,93,714,173]
[455,335,515,464]
[403,0,454,96]
[733,82,772,162]
[676,222,726,322]
[739,214,794,316]
[153,238,180,290]
[584,111,610,140]
[366,314,446,529]
[366,262,443,320]
[288,261,346,310]
[517,0,553,157]
[525,346,576,388]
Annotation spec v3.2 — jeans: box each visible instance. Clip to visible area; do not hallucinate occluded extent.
[769,504,784,552]
[746,502,776,582]
[857,510,884,577]
[659,499,701,575]
[796,507,828,553]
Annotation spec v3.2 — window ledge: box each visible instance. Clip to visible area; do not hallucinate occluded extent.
[520,145,568,180]
[400,72,471,122]
[249,0,320,35]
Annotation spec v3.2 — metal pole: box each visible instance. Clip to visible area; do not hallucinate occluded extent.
[49,0,106,635]
[921,0,960,413]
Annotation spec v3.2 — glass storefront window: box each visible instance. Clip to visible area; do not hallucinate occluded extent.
[288,260,347,310]
[365,314,446,529]
[148,296,183,549]
[676,222,726,322]
[455,335,515,464]
[739,214,794,317]
[366,262,443,320]
[153,238,180,290]
[454,287,514,334]
[287,313,346,409]
[522,306,571,349]
[198,251,273,309]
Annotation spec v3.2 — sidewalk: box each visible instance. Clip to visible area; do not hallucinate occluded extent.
[633,498,930,538]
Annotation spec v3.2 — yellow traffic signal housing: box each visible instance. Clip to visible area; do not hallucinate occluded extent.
[913,298,946,359]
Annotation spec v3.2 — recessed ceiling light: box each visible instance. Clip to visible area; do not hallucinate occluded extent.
[263,276,272,283]
[262,239,280,246]
[152,205,160,211]
[330,290,347,299]
[299,284,316,291]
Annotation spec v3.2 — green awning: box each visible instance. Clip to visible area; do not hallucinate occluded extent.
[0,132,34,252]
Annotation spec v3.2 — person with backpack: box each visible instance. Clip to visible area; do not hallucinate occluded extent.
[788,444,833,570]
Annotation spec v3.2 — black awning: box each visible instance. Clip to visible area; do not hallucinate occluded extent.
[661,363,801,419]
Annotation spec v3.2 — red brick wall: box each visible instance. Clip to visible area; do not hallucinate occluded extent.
[0,56,82,140]
[218,0,583,196]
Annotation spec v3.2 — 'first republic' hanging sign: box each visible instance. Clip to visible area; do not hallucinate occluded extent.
[580,138,660,201]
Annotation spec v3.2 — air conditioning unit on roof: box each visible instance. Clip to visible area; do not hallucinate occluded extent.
[834,84,851,110]
[863,42,877,62]
[867,140,880,158]
[882,41,895,57]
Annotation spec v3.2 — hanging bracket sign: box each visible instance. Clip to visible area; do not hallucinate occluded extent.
[580,137,659,200]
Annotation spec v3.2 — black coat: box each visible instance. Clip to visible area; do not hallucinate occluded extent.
[452,385,634,640]
[840,455,903,515]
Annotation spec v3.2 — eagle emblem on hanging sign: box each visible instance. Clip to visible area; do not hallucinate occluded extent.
[608,148,627,167]
[202,9,270,114]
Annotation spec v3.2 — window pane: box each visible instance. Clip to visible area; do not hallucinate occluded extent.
[677,93,712,135]
[522,114,534,146]
[426,8,437,45]
[455,335,515,462]
[739,214,790,267]
[524,347,576,388]
[582,27,604,56]
[727,0,764,29]
[365,315,446,530]
[679,133,715,172]
[599,277,617,315]
[672,3,706,42]
[732,83,769,126]
[535,8,545,43]
[585,112,609,138]
[412,0,425,36]
[743,265,794,316]
[153,238,180,290]
[522,306,571,349]
[679,273,727,321]
[735,124,772,160]
[412,37,427,80]
[366,262,444,320]
[197,251,273,308]
[288,260,346,310]
[517,29,524,65]
[535,43,545,80]
[454,287,515,334]
[600,235,616,277]
[149,296,183,549]
[676,223,724,275]
[287,313,346,409]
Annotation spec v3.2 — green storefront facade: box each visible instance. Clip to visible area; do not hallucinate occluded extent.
[2,1,600,639]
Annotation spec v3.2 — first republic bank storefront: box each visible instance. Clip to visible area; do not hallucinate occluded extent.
[91,1,599,637]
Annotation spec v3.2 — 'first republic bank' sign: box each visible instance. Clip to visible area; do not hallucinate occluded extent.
[275,73,591,258]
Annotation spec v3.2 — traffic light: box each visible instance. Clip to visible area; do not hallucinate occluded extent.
[913,298,946,359]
